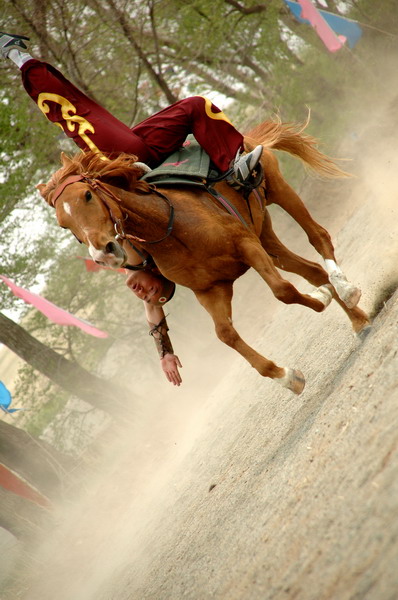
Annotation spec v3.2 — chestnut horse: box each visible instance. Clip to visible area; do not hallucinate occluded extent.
[37,120,369,394]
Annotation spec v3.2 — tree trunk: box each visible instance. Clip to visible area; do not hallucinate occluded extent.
[0,487,51,541]
[0,312,135,417]
[0,420,74,500]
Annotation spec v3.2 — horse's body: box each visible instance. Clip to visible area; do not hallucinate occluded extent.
[38,119,370,394]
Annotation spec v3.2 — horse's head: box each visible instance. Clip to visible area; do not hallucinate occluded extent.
[37,152,148,268]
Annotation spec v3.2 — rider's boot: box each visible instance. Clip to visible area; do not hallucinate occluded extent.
[0,32,29,58]
[227,145,263,190]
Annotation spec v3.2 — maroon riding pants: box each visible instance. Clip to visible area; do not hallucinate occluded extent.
[21,59,243,172]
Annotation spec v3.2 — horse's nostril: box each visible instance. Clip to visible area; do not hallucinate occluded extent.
[105,242,116,254]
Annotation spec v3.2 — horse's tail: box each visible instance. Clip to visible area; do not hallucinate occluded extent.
[244,114,350,178]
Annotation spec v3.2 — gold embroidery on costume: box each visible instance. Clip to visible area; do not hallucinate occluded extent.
[37,93,102,154]
[197,95,232,125]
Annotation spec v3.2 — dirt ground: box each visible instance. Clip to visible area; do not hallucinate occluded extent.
[5,59,398,600]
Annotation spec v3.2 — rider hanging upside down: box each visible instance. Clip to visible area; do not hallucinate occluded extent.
[1,31,263,386]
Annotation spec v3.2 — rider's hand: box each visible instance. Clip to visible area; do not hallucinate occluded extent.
[161,353,182,386]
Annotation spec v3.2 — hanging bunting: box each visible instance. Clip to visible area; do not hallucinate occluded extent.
[77,256,128,274]
[284,0,363,51]
[0,275,108,338]
[0,381,23,413]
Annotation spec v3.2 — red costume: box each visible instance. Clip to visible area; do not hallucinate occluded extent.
[21,59,244,172]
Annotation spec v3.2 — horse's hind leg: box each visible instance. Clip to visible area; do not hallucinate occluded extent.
[266,161,361,308]
[260,210,370,334]
[195,283,305,394]
[236,236,331,313]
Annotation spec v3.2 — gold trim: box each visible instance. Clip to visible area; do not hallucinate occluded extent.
[197,95,232,125]
[37,93,102,154]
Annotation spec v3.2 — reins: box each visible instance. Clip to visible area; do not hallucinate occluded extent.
[51,173,175,245]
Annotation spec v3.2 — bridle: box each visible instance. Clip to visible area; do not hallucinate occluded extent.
[50,173,175,245]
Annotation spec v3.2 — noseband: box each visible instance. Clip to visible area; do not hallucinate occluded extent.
[50,173,175,245]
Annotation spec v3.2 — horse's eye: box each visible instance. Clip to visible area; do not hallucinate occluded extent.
[85,190,92,201]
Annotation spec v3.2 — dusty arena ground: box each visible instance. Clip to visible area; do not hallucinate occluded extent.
[5,59,398,600]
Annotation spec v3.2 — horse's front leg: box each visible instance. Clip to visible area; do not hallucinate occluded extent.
[267,171,361,308]
[195,283,305,394]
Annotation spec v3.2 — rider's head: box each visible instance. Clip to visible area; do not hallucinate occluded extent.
[126,270,176,306]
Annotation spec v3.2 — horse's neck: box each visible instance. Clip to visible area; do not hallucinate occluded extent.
[110,184,170,234]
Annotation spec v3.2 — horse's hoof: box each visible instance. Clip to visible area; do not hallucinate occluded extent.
[277,368,306,395]
[357,325,372,341]
[308,284,333,309]
[329,271,361,308]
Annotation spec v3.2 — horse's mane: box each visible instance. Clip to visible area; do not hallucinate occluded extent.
[39,151,152,206]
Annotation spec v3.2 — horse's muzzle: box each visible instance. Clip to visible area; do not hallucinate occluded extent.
[91,239,127,268]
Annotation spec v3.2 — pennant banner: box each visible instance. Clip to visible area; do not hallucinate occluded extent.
[285,0,363,50]
[77,256,127,274]
[0,381,22,413]
[0,275,108,338]
[0,464,52,508]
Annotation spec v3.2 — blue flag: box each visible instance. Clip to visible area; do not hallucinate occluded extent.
[284,0,363,49]
[0,381,23,413]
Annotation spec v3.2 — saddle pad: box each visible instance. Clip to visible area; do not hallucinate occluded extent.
[141,135,211,187]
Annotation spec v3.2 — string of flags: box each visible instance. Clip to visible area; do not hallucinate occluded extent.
[76,256,127,274]
[0,275,108,338]
[0,381,22,413]
[284,0,363,52]
[0,256,129,343]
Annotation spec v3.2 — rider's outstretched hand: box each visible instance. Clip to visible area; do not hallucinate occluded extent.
[161,353,182,386]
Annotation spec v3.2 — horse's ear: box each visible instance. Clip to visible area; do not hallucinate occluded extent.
[36,183,47,197]
[61,152,73,168]
[36,183,53,206]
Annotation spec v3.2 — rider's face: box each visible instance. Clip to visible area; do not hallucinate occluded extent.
[126,271,168,305]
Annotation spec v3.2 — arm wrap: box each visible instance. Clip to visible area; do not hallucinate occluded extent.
[148,317,174,359]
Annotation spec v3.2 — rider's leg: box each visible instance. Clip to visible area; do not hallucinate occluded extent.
[132,95,263,182]
[21,60,155,162]
[2,36,262,183]
[1,33,156,163]
[132,96,241,171]
[0,32,30,63]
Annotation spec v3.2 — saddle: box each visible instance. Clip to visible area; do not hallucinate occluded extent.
[141,135,264,228]
[141,135,215,187]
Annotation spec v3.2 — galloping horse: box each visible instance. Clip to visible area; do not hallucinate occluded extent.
[37,119,370,394]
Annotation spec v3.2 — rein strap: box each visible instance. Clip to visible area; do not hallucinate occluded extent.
[50,174,86,206]
[50,173,175,245]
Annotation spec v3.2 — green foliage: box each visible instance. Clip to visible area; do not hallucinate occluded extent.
[23,384,68,438]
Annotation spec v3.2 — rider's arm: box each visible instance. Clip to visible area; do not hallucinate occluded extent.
[144,303,182,386]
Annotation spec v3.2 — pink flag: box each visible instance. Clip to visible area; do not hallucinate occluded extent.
[0,464,52,508]
[77,256,128,274]
[0,275,108,338]
[297,0,347,52]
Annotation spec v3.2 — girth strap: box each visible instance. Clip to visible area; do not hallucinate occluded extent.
[206,185,250,229]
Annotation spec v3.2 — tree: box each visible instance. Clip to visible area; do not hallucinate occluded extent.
[0,312,135,417]
[0,486,51,541]
[0,419,74,541]
[0,419,74,499]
